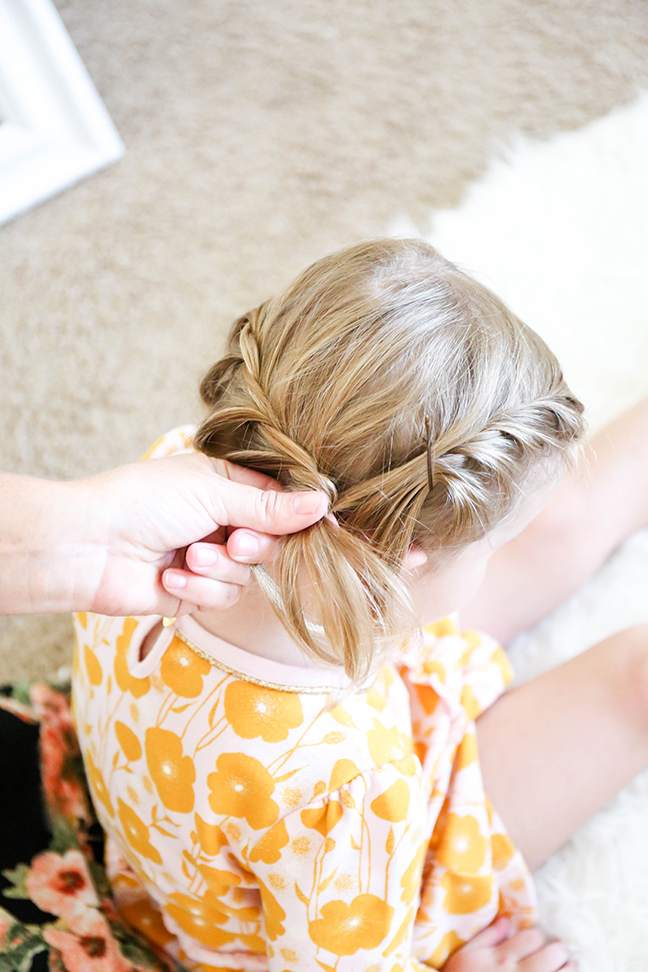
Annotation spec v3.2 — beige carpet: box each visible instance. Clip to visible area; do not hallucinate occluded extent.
[1,0,648,680]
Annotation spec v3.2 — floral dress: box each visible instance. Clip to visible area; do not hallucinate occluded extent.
[0,427,537,972]
[69,605,537,972]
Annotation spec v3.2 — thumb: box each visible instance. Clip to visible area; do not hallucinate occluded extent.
[208,465,329,534]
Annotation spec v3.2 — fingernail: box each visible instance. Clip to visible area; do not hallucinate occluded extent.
[235,533,259,556]
[193,547,218,567]
[292,492,326,515]
[164,571,187,589]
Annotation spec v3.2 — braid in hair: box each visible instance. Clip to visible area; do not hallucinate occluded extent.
[194,238,586,683]
[197,312,424,682]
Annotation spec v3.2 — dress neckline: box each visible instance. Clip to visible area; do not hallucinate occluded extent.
[172,613,354,694]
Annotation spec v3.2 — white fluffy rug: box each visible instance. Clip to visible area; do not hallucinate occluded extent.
[392,92,648,969]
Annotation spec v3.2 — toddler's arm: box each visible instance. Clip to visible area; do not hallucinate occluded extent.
[461,394,648,645]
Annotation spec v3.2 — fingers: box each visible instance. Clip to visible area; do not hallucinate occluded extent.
[445,923,575,972]
[162,568,245,611]
[499,928,547,962]
[184,542,256,584]
[203,456,329,534]
[518,940,573,972]
[498,929,573,972]
[225,530,277,563]
[162,541,255,610]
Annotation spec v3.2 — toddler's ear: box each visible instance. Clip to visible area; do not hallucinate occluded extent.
[402,545,428,570]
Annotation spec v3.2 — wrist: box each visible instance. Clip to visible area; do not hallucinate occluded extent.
[0,473,107,615]
[51,476,110,614]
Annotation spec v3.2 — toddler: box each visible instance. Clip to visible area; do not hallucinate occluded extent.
[73,237,617,971]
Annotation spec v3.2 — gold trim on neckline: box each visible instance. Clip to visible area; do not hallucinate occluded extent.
[173,628,347,694]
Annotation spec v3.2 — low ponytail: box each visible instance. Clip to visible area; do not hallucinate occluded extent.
[251,518,415,684]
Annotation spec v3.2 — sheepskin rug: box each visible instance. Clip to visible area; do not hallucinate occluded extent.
[392,91,648,970]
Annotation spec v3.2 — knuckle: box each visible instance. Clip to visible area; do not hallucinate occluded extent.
[256,486,283,525]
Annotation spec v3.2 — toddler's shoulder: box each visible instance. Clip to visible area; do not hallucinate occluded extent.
[398,614,514,722]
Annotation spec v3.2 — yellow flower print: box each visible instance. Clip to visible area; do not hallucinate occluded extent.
[196,864,241,897]
[138,435,166,461]
[429,929,465,968]
[238,932,266,954]
[257,879,286,940]
[309,894,394,955]
[382,905,414,958]
[165,891,235,948]
[117,799,162,864]
[440,871,494,914]
[367,719,411,766]
[224,681,303,742]
[436,814,487,874]
[414,741,427,767]
[249,819,289,864]
[329,706,357,728]
[84,750,114,818]
[118,896,174,948]
[293,835,316,858]
[329,759,360,792]
[207,753,279,829]
[393,755,418,777]
[400,841,427,905]
[300,801,343,837]
[491,645,514,687]
[414,684,439,716]
[454,732,478,771]
[114,619,150,698]
[145,727,195,813]
[460,685,481,721]
[491,832,516,870]
[370,779,410,823]
[160,638,211,698]
[194,813,227,857]
[365,687,386,711]
[421,659,446,682]
[460,629,481,659]
[424,617,458,638]
[83,646,102,686]
[115,721,142,762]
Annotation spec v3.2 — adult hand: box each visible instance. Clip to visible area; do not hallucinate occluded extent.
[0,455,328,618]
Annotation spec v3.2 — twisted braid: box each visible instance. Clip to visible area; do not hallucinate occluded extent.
[199,315,340,506]
[197,314,420,680]
[194,237,585,683]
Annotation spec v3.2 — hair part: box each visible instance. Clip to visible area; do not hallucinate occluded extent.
[195,238,586,683]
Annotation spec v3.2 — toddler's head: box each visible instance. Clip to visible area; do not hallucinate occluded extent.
[195,238,585,682]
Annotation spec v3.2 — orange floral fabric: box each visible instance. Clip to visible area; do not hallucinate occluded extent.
[71,427,537,972]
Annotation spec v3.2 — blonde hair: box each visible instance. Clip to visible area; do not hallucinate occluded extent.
[195,238,585,682]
